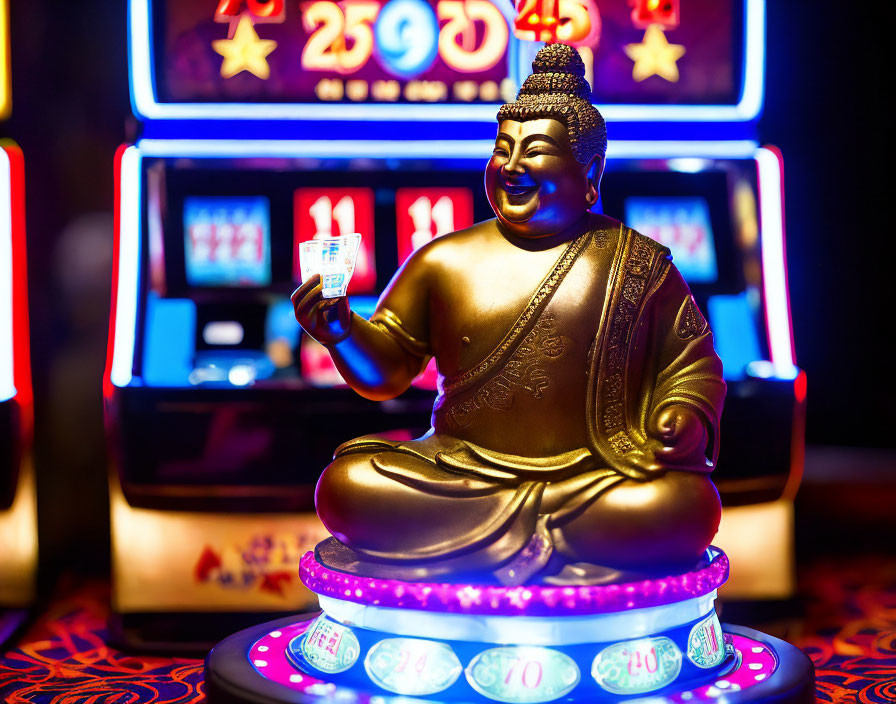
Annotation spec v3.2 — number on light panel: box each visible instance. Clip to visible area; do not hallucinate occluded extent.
[302,1,379,73]
[309,195,357,238]
[437,0,509,73]
[407,195,456,250]
[215,0,285,21]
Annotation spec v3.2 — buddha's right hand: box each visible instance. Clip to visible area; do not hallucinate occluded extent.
[292,274,352,346]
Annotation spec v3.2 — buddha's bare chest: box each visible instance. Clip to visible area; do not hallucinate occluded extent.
[429,248,608,378]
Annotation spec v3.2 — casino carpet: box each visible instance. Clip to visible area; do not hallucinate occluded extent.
[0,559,894,703]
[0,578,204,703]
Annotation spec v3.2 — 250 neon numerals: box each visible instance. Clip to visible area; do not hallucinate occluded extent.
[300,0,508,75]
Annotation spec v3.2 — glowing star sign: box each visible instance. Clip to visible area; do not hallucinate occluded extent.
[212,15,277,80]
[624,24,685,83]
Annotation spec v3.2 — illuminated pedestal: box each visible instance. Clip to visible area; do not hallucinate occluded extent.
[206,546,815,703]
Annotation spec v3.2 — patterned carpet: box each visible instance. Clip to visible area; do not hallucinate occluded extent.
[0,579,204,703]
[0,558,894,703]
[796,557,896,703]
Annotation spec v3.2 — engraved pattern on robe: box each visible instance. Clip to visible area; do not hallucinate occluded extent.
[319,226,725,575]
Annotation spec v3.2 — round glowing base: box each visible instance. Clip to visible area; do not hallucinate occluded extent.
[205,547,815,703]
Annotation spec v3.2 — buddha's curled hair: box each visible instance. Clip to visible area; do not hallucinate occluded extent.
[497,43,607,165]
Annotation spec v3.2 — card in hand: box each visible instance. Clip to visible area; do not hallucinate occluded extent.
[298,234,362,298]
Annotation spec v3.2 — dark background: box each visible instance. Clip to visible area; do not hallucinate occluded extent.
[4,3,892,578]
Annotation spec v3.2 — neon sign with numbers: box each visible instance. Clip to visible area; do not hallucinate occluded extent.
[512,0,600,46]
[153,0,517,107]
[131,0,763,123]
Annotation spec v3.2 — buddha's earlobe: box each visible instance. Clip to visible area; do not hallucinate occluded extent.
[584,155,604,207]
[585,188,598,207]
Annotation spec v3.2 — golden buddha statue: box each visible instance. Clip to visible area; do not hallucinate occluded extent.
[292,44,725,586]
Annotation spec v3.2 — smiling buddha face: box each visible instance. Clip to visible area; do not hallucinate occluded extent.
[485,43,608,238]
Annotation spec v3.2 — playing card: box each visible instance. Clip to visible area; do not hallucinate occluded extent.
[299,240,322,284]
[298,234,362,298]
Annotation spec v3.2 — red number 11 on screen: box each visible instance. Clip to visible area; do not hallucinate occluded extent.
[294,187,377,294]
[395,188,473,266]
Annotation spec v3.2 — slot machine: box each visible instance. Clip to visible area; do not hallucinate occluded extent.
[0,0,38,646]
[107,0,799,648]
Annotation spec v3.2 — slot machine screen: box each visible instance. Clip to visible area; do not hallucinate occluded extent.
[624,196,718,284]
[183,196,272,288]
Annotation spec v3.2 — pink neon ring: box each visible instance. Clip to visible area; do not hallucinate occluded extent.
[299,548,729,617]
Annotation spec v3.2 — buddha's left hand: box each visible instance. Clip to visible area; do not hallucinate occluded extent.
[648,405,710,468]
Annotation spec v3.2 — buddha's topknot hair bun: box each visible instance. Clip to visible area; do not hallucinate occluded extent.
[532,43,586,77]
[497,43,607,164]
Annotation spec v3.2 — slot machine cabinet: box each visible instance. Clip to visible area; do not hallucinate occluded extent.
[106,145,801,650]
[1,1,38,647]
[0,140,37,644]
[113,0,800,648]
